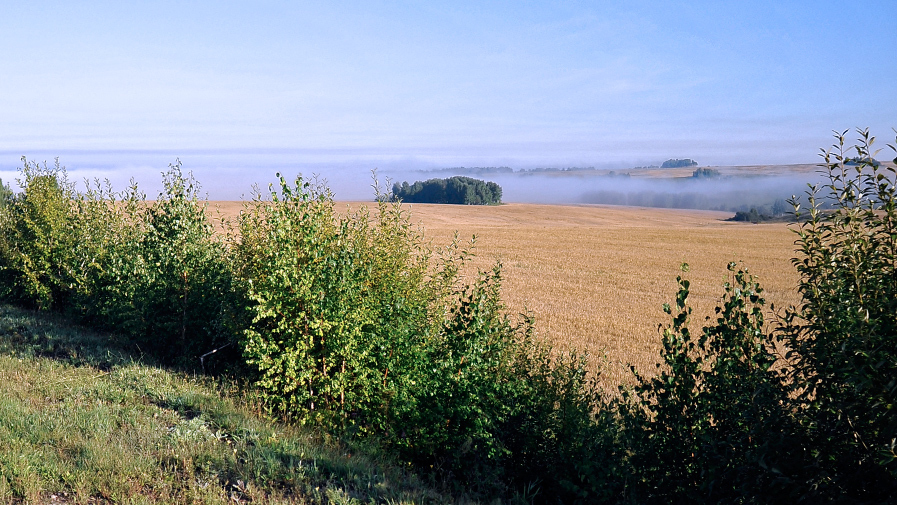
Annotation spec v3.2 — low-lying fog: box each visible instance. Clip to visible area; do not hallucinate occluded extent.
[380,168,831,214]
[482,172,825,212]
[0,150,832,215]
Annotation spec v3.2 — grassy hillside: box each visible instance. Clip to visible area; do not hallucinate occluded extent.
[0,303,448,504]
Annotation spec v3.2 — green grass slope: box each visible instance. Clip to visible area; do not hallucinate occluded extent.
[0,304,449,505]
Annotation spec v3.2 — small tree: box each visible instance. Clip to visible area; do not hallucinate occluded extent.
[0,158,79,310]
[620,129,897,502]
[778,128,897,499]
[621,263,797,503]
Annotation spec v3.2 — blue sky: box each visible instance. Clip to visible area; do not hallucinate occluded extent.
[1,1,895,197]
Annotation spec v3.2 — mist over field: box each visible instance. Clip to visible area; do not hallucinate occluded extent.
[382,167,830,213]
[485,172,824,211]
[0,149,831,214]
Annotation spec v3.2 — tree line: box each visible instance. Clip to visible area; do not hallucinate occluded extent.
[662,158,698,168]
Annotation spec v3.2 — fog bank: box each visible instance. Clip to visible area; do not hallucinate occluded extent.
[0,150,829,214]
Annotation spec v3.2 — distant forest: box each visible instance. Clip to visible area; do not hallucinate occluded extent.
[392,176,502,205]
[662,158,698,168]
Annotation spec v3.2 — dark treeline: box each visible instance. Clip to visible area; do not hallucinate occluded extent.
[692,167,721,178]
[661,158,698,168]
[392,175,502,204]
[728,200,791,223]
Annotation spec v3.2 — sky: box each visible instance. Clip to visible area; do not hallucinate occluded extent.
[1,1,895,199]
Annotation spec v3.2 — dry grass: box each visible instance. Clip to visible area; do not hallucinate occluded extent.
[210,201,800,385]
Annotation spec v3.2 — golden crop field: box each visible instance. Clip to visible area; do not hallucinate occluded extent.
[211,201,801,385]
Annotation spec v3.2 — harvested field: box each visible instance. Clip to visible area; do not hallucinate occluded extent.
[210,201,800,385]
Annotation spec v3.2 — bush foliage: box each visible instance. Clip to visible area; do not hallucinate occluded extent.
[392,176,502,205]
[0,129,895,502]
[0,159,239,366]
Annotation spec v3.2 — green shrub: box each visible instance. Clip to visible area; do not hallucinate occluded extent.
[0,158,80,310]
[66,178,145,328]
[237,174,610,501]
[619,263,800,503]
[113,163,240,364]
[237,174,449,430]
[400,266,617,499]
[777,128,897,499]
[0,160,240,366]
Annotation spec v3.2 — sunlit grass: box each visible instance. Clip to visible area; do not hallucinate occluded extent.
[0,304,450,504]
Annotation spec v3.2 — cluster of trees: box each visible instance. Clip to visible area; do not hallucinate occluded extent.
[692,167,721,178]
[391,175,502,204]
[728,199,790,223]
[0,130,894,503]
[662,158,699,168]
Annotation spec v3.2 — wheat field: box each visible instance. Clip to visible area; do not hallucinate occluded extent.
[211,201,800,384]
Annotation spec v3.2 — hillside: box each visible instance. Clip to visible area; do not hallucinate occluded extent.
[0,303,447,504]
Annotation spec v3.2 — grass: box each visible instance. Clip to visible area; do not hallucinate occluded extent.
[215,201,800,384]
[0,304,452,504]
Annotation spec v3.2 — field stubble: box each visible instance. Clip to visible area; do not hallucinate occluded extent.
[211,201,798,385]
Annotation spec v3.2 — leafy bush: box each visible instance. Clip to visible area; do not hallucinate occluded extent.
[236,174,445,431]
[389,266,611,497]
[237,174,610,500]
[619,263,801,503]
[777,128,897,499]
[392,176,502,205]
[0,160,240,365]
[615,129,897,503]
[0,158,80,310]
[110,164,239,364]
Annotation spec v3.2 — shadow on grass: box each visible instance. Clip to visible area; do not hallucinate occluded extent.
[0,303,452,504]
